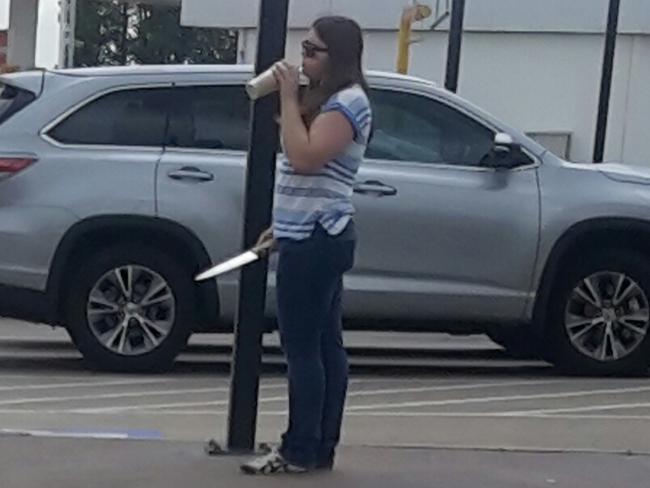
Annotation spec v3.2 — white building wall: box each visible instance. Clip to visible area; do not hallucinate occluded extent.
[183,0,650,164]
[457,32,605,164]
[239,27,649,165]
[619,35,650,166]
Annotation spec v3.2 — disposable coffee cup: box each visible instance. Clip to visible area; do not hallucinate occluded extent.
[246,65,305,100]
[246,67,279,100]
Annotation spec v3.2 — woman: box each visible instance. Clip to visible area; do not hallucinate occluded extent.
[241,16,372,475]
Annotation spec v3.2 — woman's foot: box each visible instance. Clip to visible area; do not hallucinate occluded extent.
[240,448,309,475]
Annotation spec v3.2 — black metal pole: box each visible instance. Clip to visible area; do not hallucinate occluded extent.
[227,0,289,452]
[445,0,466,93]
[593,0,620,163]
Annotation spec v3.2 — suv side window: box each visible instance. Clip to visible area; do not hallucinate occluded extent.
[49,88,169,147]
[367,89,495,167]
[0,84,36,125]
[167,85,250,151]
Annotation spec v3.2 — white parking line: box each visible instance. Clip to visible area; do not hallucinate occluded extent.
[0,335,70,341]
[342,411,650,420]
[344,385,650,411]
[74,380,563,413]
[502,402,650,416]
[0,428,130,439]
[0,374,104,381]
[346,378,472,384]
[0,378,171,392]
[2,405,649,422]
[0,382,287,408]
[17,409,648,422]
[342,380,565,398]
[74,395,286,413]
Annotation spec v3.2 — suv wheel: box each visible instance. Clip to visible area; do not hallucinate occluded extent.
[65,243,195,372]
[548,251,650,375]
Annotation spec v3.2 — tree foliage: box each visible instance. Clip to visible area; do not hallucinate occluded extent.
[74,1,238,66]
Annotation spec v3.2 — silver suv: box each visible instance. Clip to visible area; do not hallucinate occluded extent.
[1,65,649,375]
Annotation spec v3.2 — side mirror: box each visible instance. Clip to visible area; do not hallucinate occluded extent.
[485,133,524,169]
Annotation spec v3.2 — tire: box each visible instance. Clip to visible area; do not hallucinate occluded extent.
[547,250,650,376]
[65,243,195,373]
[487,327,541,359]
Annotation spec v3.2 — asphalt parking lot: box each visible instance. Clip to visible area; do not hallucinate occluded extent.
[0,319,649,455]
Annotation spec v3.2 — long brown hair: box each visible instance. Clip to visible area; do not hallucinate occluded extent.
[301,16,370,125]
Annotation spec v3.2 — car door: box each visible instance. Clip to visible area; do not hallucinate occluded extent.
[155,84,252,322]
[0,86,167,291]
[42,86,169,220]
[346,87,541,323]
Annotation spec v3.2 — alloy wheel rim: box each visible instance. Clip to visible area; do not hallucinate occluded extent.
[564,271,649,362]
[86,265,176,356]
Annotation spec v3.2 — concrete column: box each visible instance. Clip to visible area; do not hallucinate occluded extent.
[59,0,77,68]
[8,0,40,69]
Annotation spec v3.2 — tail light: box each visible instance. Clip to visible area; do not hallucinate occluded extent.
[0,157,36,177]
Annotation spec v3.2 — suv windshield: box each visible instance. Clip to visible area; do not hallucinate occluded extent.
[0,84,36,125]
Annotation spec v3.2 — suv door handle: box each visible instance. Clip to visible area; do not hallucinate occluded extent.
[167,167,214,182]
[353,180,398,196]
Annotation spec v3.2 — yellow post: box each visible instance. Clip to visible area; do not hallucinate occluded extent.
[397,4,432,74]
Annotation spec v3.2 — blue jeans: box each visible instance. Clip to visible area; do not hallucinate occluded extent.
[276,222,356,468]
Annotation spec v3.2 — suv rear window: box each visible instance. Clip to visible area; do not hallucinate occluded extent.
[0,84,36,125]
[48,88,169,147]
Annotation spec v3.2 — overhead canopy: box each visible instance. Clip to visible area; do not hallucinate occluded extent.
[181,0,650,33]
[7,0,650,69]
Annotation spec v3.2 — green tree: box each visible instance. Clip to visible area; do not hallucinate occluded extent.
[74,1,129,66]
[74,1,237,67]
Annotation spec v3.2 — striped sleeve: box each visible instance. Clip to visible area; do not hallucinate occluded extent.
[321,86,372,142]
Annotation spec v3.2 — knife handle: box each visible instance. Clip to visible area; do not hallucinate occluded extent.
[252,238,276,256]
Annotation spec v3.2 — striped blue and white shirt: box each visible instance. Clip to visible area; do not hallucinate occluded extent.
[273,85,372,240]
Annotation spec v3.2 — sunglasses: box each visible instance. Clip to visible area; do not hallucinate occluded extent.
[301,40,329,58]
